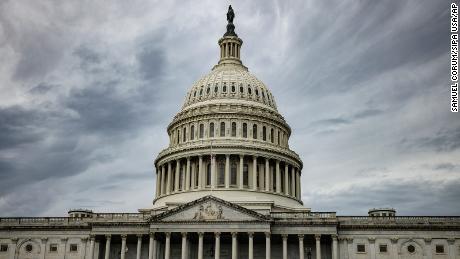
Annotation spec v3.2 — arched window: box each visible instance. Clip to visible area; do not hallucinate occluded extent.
[231,122,236,137]
[206,87,210,94]
[179,165,184,190]
[243,164,249,186]
[193,91,197,97]
[255,88,259,96]
[177,130,180,144]
[209,122,215,137]
[183,127,187,142]
[214,84,218,93]
[220,122,225,137]
[223,83,227,93]
[231,82,235,93]
[200,88,203,96]
[270,128,274,143]
[231,161,237,185]
[277,131,280,145]
[199,124,204,139]
[206,163,211,186]
[253,124,258,139]
[243,123,247,138]
[190,125,195,140]
[218,161,225,186]
[248,86,252,95]
[240,85,244,93]
[262,126,266,141]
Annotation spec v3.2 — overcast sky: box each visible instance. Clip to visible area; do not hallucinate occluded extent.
[0,0,458,217]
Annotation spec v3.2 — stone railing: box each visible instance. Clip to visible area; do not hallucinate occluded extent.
[271,211,337,220]
[0,213,150,227]
[338,216,460,225]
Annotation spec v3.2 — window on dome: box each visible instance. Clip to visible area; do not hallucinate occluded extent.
[194,91,197,97]
[190,125,195,140]
[253,124,258,139]
[218,161,225,186]
[223,83,227,93]
[231,161,237,185]
[207,87,210,94]
[199,124,204,138]
[209,123,215,137]
[183,127,186,142]
[231,82,235,93]
[215,84,218,93]
[240,84,244,93]
[220,122,225,137]
[243,164,249,186]
[177,130,180,144]
[200,88,203,96]
[243,123,247,138]
[206,163,211,186]
[248,85,252,94]
[262,126,267,141]
[255,88,259,96]
[277,131,280,145]
[262,91,265,98]
[270,128,274,143]
[231,122,236,137]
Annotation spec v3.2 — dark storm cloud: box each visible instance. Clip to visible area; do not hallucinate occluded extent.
[137,47,166,81]
[306,178,460,216]
[0,106,44,149]
[401,126,460,153]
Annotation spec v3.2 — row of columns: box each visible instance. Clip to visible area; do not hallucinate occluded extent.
[90,233,336,259]
[220,41,240,59]
[156,155,302,200]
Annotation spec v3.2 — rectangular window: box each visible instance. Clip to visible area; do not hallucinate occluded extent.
[230,162,237,185]
[357,244,366,253]
[199,124,204,138]
[69,244,78,252]
[379,244,387,253]
[243,164,249,186]
[436,245,445,254]
[242,123,247,138]
[0,244,8,252]
[49,244,58,252]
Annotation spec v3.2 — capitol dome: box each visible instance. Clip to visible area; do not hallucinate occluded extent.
[153,8,305,213]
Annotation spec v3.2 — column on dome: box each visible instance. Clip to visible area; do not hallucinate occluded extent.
[296,169,301,199]
[155,167,161,197]
[191,158,196,189]
[239,155,244,189]
[166,162,172,194]
[225,154,230,188]
[282,235,288,259]
[186,157,191,190]
[165,233,171,259]
[161,165,166,195]
[315,235,321,259]
[175,160,180,191]
[248,233,254,259]
[284,164,289,196]
[291,167,296,197]
[275,160,281,193]
[211,155,217,188]
[252,156,257,190]
[104,235,111,259]
[198,156,203,189]
[265,158,270,192]
[299,235,305,259]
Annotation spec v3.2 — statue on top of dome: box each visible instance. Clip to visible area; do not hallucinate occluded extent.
[224,5,237,37]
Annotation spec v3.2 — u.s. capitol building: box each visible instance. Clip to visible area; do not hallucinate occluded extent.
[1,6,459,259]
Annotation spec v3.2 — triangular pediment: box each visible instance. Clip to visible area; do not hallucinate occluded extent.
[149,196,271,222]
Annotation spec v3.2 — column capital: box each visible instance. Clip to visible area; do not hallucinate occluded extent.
[41,237,48,243]
[447,238,456,244]
[276,160,280,165]
[281,234,288,240]
[80,237,88,242]
[239,154,244,158]
[214,232,221,237]
[265,232,271,238]
[181,232,188,238]
[424,238,432,244]
[346,237,353,242]
[247,232,254,237]
[331,234,338,241]
[105,234,112,239]
[11,238,19,243]
[298,234,304,240]
[121,234,127,240]
[198,232,204,237]
[368,237,375,243]
[165,232,171,238]
[390,237,398,244]
[225,154,230,158]
[136,234,143,238]
[187,157,191,161]
[231,232,238,238]
[338,237,346,241]
[61,237,68,242]
[149,232,156,237]
[89,234,96,240]
[314,234,321,240]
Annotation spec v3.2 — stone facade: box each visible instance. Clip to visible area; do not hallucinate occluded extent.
[1,6,459,259]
